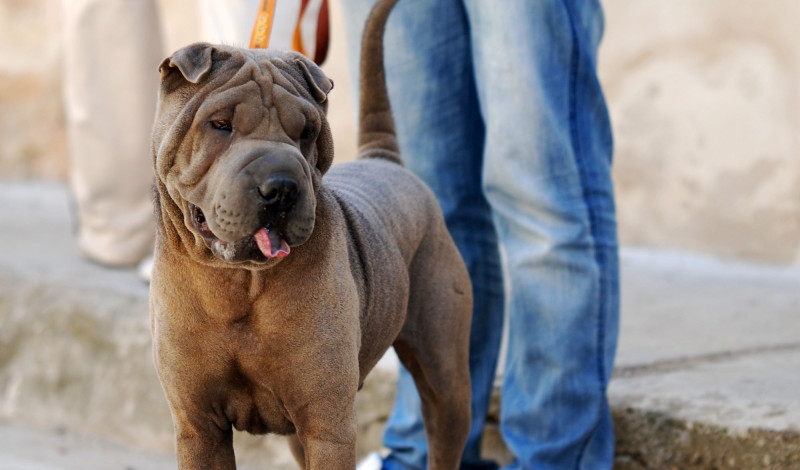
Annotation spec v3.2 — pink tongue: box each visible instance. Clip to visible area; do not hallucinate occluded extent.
[254,228,291,259]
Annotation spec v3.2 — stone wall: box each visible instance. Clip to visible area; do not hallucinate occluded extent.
[1,0,797,264]
[600,0,800,264]
[0,0,68,179]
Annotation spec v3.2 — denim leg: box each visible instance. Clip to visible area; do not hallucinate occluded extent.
[463,1,619,469]
[341,1,505,469]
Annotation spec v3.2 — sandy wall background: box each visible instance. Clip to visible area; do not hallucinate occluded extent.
[1,0,798,264]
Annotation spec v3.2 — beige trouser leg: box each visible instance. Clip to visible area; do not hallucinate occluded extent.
[63,0,163,266]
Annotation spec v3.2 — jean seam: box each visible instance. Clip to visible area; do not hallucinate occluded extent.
[562,0,609,468]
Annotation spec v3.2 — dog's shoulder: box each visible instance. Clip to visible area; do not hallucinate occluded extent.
[324,159,434,218]
[323,159,440,261]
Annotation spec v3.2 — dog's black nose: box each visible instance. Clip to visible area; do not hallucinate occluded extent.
[258,175,299,210]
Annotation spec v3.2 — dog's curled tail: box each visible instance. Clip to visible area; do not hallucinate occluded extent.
[357,0,402,165]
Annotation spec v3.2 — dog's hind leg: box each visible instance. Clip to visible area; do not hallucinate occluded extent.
[393,239,473,470]
[392,325,471,469]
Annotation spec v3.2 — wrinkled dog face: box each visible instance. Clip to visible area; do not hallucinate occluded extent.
[152,43,333,265]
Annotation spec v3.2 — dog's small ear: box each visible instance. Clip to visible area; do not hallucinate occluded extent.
[294,57,333,104]
[159,42,214,84]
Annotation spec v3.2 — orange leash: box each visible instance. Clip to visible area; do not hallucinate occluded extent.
[249,0,277,49]
[314,0,329,64]
[249,0,329,65]
[291,0,310,57]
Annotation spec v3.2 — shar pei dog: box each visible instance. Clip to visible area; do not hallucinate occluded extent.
[149,0,472,468]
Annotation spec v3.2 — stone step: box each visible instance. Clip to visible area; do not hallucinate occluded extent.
[1,181,798,469]
[0,423,175,470]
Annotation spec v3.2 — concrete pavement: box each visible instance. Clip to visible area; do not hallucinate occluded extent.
[0,180,798,469]
[0,423,175,470]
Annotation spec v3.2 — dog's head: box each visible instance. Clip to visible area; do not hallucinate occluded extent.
[152,43,334,266]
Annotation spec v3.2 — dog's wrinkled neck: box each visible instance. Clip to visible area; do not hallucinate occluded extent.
[153,179,198,257]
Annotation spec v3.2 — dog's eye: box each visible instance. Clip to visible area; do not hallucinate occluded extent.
[211,120,233,132]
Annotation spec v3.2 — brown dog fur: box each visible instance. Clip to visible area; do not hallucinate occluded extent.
[149,1,472,468]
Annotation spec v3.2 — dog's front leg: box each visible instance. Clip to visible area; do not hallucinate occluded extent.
[294,428,357,470]
[173,417,236,470]
[292,408,358,470]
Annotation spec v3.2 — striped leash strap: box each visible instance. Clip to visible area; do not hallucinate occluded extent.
[249,0,277,49]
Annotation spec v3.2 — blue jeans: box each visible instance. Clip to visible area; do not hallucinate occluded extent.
[342,1,619,469]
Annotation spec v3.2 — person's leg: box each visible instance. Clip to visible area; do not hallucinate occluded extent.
[342,1,504,468]
[463,0,619,468]
[63,0,163,267]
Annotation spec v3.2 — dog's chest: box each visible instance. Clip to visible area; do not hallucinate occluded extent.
[214,325,299,435]
[221,374,295,435]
